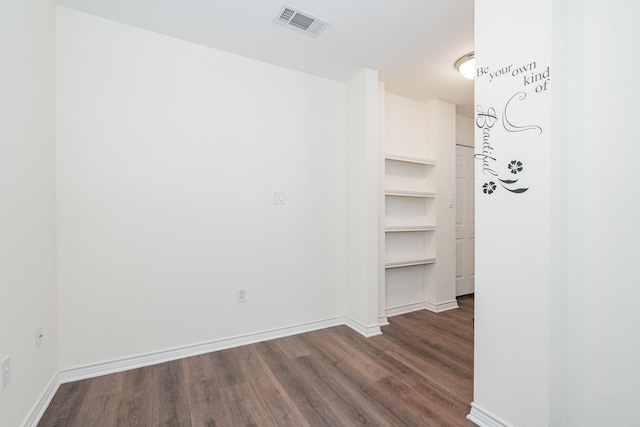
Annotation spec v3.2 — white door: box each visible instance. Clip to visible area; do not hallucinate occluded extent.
[456,144,475,296]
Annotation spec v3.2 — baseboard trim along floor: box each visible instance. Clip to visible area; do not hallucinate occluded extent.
[467,402,512,427]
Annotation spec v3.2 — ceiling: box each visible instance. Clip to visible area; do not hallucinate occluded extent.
[55,0,475,117]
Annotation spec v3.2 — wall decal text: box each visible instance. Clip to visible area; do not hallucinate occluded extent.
[475,58,550,196]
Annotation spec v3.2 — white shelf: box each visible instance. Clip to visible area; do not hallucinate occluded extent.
[383,95,452,312]
[385,153,436,166]
[385,190,436,198]
[385,258,436,269]
[385,225,436,233]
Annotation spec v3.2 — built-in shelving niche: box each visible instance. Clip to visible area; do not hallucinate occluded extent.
[384,155,437,316]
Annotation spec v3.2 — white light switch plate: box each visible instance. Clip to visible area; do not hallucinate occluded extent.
[272,190,285,204]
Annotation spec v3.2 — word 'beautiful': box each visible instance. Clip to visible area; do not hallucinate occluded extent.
[474,105,498,176]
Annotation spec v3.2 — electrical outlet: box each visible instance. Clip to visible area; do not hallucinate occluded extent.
[35,324,43,349]
[1,356,9,389]
[237,288,247,303]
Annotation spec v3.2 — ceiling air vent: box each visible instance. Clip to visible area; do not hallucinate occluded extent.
[274,5,330,37]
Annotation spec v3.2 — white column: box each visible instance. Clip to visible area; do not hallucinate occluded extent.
[345,68,381,336]
[428,100,458,311]
[471,0,553,425]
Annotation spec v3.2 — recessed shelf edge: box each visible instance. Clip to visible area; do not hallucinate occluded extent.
[385,190,436,198]
[385,225,436,232]
[385,153,436,165]
[385,258,437,269]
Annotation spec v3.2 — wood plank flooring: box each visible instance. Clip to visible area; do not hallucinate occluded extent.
[39,296,474,427]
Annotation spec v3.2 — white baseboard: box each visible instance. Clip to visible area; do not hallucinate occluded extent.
[58,316,344,384]
[21,372,60,427]
[386,299,460,318]
[467,402,512,427]
[378,315,389,326]
[424,299,459,313]
[344,316,382,337]
[386,301,426,317]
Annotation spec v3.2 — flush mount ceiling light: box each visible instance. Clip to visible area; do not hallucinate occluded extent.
[455,52,475,79]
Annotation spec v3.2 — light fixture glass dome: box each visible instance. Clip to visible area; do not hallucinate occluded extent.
[455,52,475,80]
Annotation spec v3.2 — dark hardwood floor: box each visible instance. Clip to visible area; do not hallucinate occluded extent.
[39,296,475,427]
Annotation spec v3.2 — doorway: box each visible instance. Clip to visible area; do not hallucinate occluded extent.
[455,144,475,296]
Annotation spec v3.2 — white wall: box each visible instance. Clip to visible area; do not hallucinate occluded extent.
[385,94,432,158]
[456,114,474,147]
[56,7,347,368]
[549,1,569,424]
[0,1,58,426]
[474,1,640,426]
[565,1,640,425]
[472,0,552,425]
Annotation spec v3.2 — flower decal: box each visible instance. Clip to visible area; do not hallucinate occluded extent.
[483,181,496,194]
[508,160,523,174]
[478,157,528,195]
